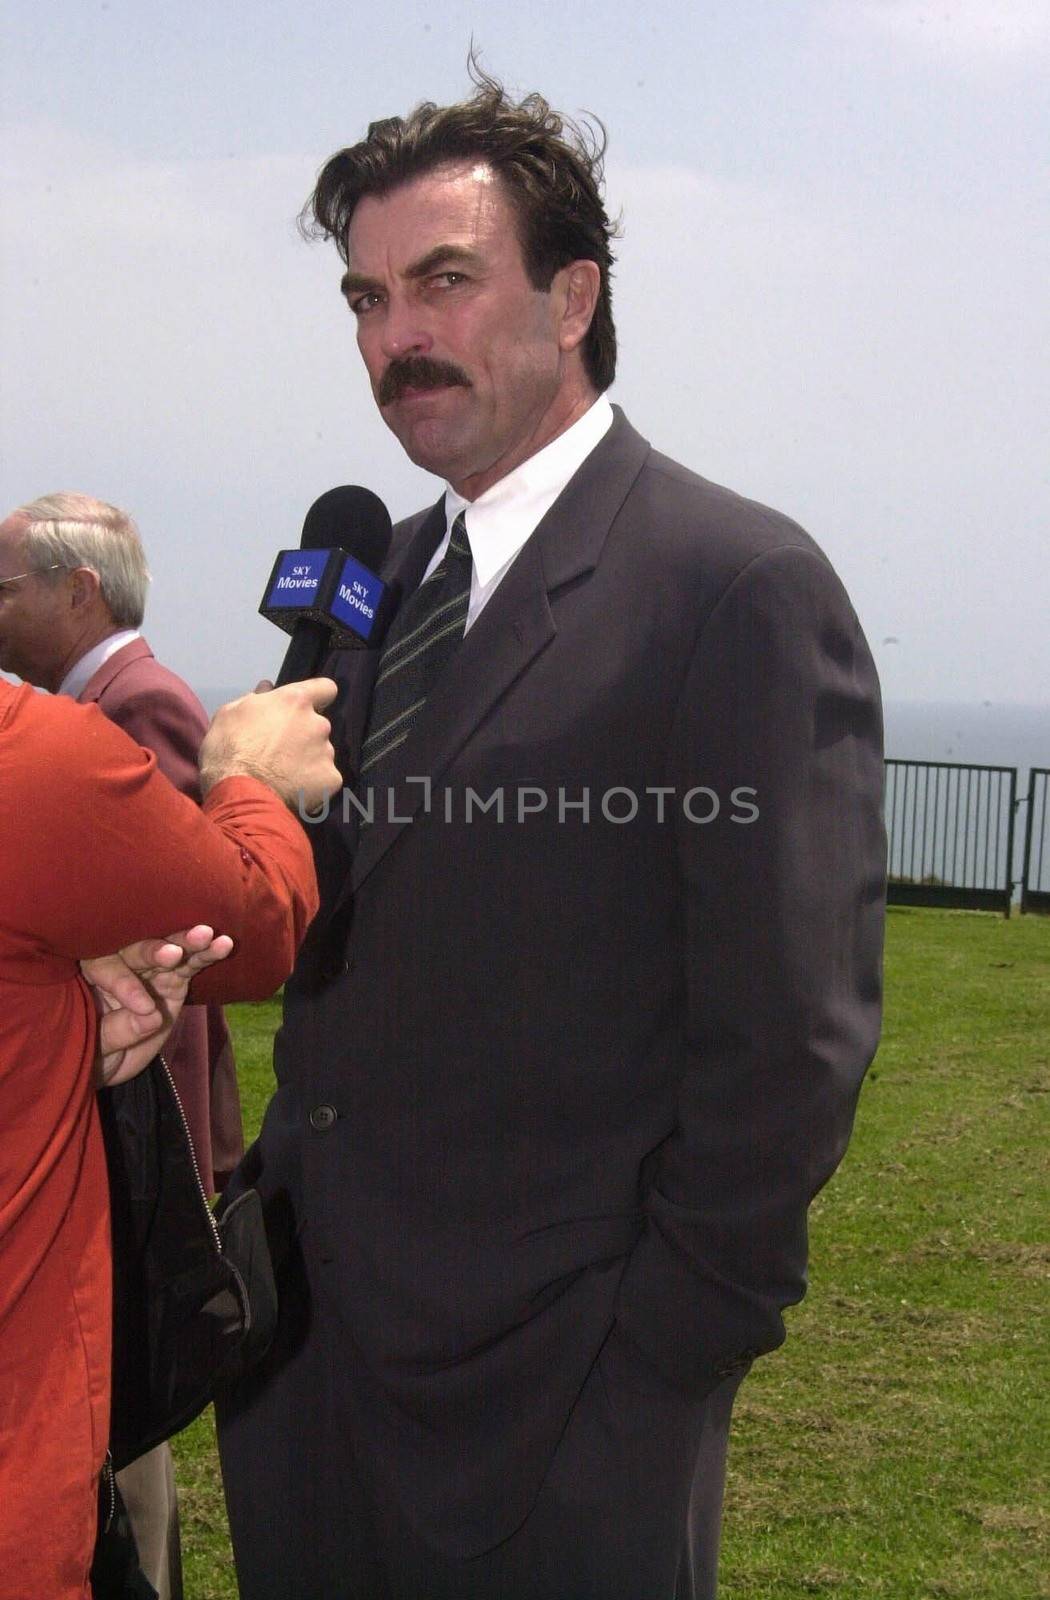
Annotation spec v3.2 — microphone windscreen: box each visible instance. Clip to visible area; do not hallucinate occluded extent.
[300,486,393,572]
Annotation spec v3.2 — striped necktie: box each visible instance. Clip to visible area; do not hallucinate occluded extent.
[358,512,473,781]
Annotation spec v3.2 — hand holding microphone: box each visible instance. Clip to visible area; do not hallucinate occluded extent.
[200,678,341,814]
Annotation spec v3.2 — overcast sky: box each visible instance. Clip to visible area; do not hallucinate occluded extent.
[2,0,1047,705]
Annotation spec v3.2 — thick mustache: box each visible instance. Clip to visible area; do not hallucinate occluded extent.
[378,357,471,406]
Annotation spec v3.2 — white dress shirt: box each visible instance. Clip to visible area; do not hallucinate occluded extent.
[429,394,614,632]
[57,629,141,699]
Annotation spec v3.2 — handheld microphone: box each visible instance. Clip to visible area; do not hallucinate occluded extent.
[260,487,395,687]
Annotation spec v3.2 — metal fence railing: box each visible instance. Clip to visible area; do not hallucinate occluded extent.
[1021,768,1050,914]
[884,760,1017,916]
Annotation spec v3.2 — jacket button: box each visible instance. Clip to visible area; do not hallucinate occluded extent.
[309,1103,338,1131]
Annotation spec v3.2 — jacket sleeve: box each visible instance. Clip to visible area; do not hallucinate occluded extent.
[103,682,207,800]
[20,701,318,999]
[614,543,886,1394]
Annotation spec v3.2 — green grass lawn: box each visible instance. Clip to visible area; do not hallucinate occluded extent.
[174,909,1050,1598]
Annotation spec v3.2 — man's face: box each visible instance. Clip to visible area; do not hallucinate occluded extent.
[344,162,589,499]
[0,516,70,687]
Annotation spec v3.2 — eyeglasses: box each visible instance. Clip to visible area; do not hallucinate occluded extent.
[0,563,66,598]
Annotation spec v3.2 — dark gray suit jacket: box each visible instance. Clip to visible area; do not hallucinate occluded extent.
[219,407,885,1575]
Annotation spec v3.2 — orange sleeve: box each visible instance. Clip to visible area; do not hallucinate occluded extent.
[7,695,318,998]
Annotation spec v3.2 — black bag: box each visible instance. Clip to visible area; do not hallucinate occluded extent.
[90,1458,158,1599]
[98,1054,277,1470]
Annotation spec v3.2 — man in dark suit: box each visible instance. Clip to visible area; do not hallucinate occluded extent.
[217,70,886,1600]
[0,491,244,1600]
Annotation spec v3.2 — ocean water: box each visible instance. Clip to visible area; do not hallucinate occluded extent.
[881,702,1048,792]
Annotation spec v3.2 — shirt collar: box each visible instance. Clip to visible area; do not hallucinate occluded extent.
[58,629,141,699]
[442,394,614,587]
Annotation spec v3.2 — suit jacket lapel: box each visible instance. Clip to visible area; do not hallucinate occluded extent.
[348,408,651,896]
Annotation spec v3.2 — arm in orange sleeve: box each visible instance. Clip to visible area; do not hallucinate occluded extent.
[12,696,318,997]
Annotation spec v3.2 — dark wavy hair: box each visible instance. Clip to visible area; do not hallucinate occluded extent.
[302,65,618,392]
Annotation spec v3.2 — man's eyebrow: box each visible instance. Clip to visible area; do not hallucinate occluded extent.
[341,245,483,300]
[404,245,482,279]
[340,270,379,300]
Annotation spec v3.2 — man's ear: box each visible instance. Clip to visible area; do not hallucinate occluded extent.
[69,566,102,611]
[556,260,601,356]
